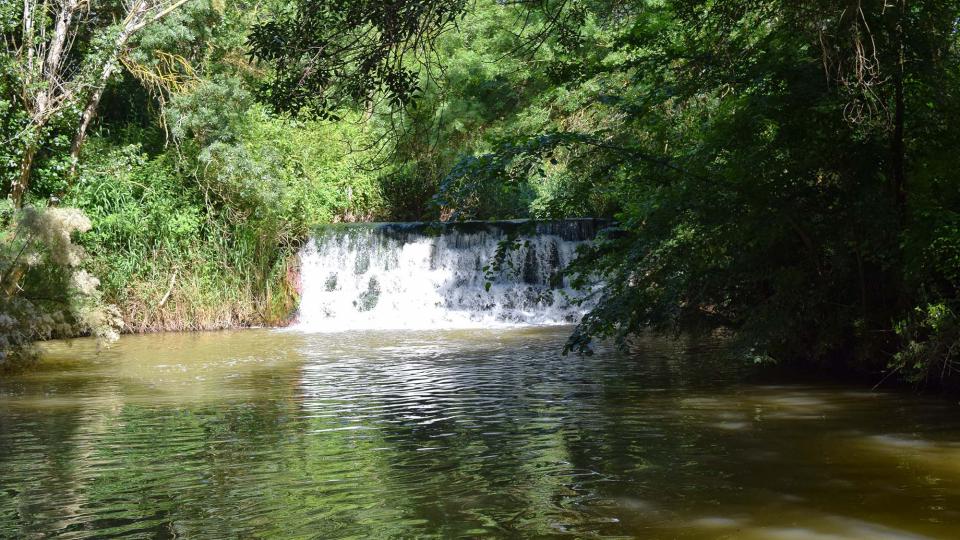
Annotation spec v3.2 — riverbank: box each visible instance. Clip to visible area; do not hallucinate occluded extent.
[22,219,954,394]
[97,250,302,335]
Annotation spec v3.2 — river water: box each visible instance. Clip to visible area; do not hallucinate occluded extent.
[2,327,960,539]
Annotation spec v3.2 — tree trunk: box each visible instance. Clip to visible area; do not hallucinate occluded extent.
[70,73,112,172]
[68,4,143,174]
[11,142,37,208]
[45,0,82,80]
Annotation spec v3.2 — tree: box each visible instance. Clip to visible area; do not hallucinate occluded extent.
[248,0,469,117]
[433,0,960,381]
[5,0,191,207]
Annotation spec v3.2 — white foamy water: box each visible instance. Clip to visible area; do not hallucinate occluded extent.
[294,221,602,331]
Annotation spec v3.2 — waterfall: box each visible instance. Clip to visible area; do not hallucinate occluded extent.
[294,220,604,331]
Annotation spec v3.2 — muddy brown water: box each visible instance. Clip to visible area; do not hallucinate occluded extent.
[1,327,959,538]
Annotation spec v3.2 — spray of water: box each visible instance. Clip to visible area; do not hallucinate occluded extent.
[294,221,602,331]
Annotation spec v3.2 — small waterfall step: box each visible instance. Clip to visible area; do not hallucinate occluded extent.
[295,219,605,331]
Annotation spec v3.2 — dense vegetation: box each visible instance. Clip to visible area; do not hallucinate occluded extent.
[2,0,960,386]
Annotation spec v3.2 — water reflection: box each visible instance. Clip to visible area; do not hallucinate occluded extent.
[0,328,959,538]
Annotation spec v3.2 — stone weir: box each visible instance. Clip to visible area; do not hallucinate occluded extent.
[294,219,608,331]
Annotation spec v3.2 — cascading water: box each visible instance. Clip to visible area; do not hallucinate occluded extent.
[294,220,604,331]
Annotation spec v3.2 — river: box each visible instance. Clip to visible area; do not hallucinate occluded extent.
[1,327,960,538]
[4,221,960,538]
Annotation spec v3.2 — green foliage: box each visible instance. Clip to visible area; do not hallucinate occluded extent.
[893,303,960,384]
[0,202,121,370]
[249,0,468,116]
[360,1,583,220]
[66,95,382,331]
[2,0,388,349]
[434,0,960,384]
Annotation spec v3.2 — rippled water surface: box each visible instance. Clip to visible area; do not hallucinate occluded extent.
[2,328,960,539]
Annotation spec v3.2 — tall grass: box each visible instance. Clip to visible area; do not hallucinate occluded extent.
[68,111,381,334]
